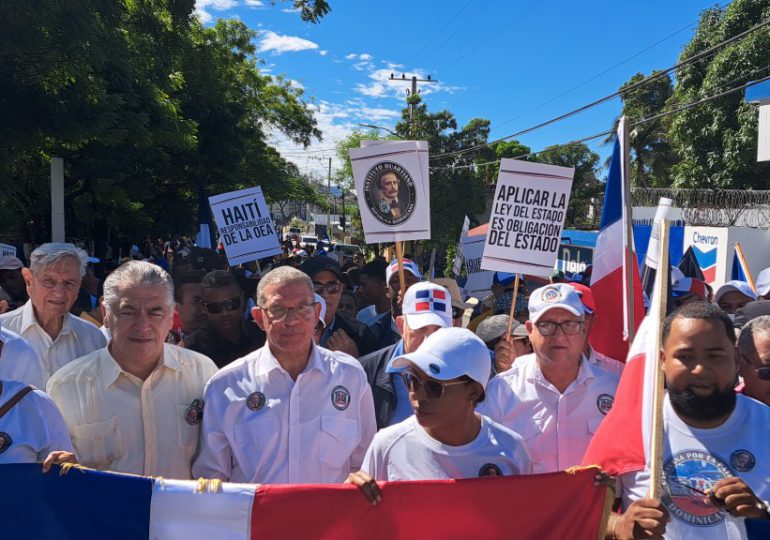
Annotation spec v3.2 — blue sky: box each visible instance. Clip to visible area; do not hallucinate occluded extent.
[195,0,725,178]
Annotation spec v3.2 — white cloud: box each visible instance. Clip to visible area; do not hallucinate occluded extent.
[244,0,264,6]
[194,0,237,23]
[319,50,328,56]
[281,7,301,13]
[258,30,319,54]
[345,53,358,60]
[355,67,462,99]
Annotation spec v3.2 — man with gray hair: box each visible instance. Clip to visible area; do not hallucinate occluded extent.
[46,261,217,479]
[738,315,770,407]
[192,265,376,484]
[0,243,106,387]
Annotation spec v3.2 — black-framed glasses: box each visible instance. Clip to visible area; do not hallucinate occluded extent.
[313,281,342,295]
[535,320,584,336]
[401,371,469,400]
[200,296,242,314]
[261,302,316,322]
[452,307,463,319]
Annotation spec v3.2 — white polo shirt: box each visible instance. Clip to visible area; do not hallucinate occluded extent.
[46,344,217,479]
[619,394,770,540]
[0,300,106,387]
[0,324,44,389]
[191,343,377,484]
[0,379,75,464]
[362,414,532,481]
[478,352,620,473]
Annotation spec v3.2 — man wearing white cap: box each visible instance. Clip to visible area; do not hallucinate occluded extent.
[478,283,621,474]
[385,258,422,318]
[715,280,757,316]
[346,327,531,499]
[357,282,453,429]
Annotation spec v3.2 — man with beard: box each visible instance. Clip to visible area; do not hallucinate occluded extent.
[613,303,770,540]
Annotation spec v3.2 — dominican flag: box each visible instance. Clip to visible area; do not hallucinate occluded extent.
[1,464,612,540]
[195,182,214,249]
[731,242,755,289]
[582,230,668,475]
[415,288,447,313]
[589,116,644,361]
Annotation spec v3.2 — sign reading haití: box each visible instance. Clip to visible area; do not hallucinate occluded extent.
[209,186,281,265]
[482,159,574,276]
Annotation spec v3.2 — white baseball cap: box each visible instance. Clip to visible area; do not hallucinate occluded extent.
[714,280,757,304]
[402,282,453,330]
[388,327,491,388]
[756,268,770,297]
[528,283,587,323]
[386,258,422,285]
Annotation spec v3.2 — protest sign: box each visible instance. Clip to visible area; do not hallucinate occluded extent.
[209,187,281,265]
[482,159,574,276]
[462,225,494,300]
[0,243,16,257]
[452,215,470,276]
[349,141,430,243]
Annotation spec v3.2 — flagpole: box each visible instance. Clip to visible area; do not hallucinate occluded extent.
[505,274,521,340]
[735,242,756,290]
[394,241,406,294]
[620,116,637,343]
[648,220,670,499]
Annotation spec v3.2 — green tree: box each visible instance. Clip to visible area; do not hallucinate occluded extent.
[537,143,602,227]
[668,0,770,188]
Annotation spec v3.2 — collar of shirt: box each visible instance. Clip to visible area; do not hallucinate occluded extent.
[528,353,595,392]
[101,343,182,387]
[19,300,79,342]
[253,342,327,379]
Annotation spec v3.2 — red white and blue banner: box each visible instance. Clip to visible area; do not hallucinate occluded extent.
[1,464,612,540]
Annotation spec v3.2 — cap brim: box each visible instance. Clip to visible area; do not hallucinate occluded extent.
[531,304,584,323]
[387,350,465,381]
[404,312,450,330]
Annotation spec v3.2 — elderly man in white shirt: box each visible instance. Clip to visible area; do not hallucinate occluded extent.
[192,266,377,484]
[46,261,217,479]
[0,243,106,387]
[478,283,620,474]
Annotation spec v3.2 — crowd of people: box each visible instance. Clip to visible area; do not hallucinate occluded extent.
[0,239,769,539]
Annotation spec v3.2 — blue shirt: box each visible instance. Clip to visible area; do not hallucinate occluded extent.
[387,340,414,426]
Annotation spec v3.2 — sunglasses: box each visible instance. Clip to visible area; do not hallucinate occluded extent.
[401,371,469,400]
[755,366,770,381]
[313,281,342,295]
[200,296,242,314]
[452,307,463,319]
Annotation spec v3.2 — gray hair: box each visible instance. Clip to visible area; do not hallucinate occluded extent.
[737,315,770,357]
[29,243,89,277]
[257,266,314,307]
[103,260,174,315]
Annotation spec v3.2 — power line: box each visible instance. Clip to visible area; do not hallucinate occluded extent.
[430,74,770,171]
[404,0,475,66]
[431,17,770,161]
[413,0,494,66]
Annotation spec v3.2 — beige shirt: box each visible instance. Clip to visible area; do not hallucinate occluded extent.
[46,343,217,479]
[0,300,106,387]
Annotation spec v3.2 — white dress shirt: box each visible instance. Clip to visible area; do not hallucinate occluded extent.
[46,344,217,479]
[478,352,620,473]
[0,300,106,387]
[0,324,44,389]
[192,343,377,484]
[0,379,75,464]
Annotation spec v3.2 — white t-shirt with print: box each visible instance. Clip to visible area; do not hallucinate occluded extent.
[620,394,770,540]
[362,414,532,481]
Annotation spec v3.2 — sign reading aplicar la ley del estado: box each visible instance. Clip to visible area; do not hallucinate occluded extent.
[209,186,281,265]
[482,159,574,277]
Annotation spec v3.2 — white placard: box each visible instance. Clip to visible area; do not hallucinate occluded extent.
[209,187,281,265]
[481,159,574,276]
[462,228,493,300]
[0,243,16,257]
[349,141,430,243]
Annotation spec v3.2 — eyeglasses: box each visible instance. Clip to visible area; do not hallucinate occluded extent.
[401,371,469,400]
[452,307,463,319]
[261,302,316,322]
[535,320,584,336]
[754,366,770,381]
[200,296,242,314]
[313,281,342,295]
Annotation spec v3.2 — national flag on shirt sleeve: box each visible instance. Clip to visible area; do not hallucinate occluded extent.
[1,464,611,540]
[582,244,668,475]
[589,116,645,362]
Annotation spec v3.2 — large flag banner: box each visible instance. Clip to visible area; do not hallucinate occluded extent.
[452,215,471,276]
[481,159,574,276]
[1,464,611,540]
[582,221,668,475]
[209,186,281,266]
[349,141,430,243]
[640,197,672,298]
[731,242,755,289]
[589,117,644,361]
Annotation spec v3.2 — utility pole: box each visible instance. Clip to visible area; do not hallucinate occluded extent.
[389,73,437,137]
